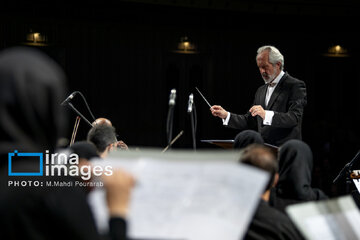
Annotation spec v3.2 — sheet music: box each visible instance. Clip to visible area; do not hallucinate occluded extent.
[286,195,360,240]
[88,149,269,240]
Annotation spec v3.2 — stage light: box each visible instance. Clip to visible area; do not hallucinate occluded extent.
[323,44,349,57]
[173,36,198,54]
[24,30,49,46]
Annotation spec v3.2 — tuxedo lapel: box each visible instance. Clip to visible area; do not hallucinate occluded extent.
[266,73,287,109]
[258,85,267,108]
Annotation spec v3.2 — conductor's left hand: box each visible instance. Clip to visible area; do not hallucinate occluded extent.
[249,105,265,119]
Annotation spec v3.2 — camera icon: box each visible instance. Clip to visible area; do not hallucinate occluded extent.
[8,150,43,176]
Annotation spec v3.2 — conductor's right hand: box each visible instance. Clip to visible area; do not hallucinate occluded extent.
[210,105,228,119]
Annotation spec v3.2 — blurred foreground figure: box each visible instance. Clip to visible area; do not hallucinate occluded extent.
[270,139,328,213]
[240,144,304,240]
[0,47,134,240]
[0,47,66,153]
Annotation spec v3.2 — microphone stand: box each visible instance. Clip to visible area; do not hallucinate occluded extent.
[333,150,360,194]
[166,105,175,145]
[189,103,197,151]
[61,91,95,146]
[166,89,176,146]
[62,101,93,147]
[65,102,93,127]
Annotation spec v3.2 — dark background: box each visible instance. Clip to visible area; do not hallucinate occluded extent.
[1,0,360,197]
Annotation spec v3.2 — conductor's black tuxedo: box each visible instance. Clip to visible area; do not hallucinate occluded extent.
[228,73,307,146]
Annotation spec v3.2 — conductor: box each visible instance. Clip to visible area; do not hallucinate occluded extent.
[211,45,307,146]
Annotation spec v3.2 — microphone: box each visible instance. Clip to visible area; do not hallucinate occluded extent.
[187,93,193,113]
[61,92,77,106]
[169,89,176,106]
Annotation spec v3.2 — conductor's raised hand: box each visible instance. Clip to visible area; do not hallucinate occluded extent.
[210,105,228,119]
[249,105,265,119]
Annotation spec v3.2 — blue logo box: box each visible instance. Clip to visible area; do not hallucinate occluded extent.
[8,150,43,176]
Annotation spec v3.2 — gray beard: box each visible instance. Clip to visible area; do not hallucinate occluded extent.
[262,71,278,84]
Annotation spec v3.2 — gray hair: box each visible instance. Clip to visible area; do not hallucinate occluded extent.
[257,45,284,70]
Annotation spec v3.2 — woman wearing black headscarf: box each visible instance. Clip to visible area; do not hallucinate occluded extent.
[233,130,264,149]
[269,139,328,213]
[0,47,132,240]
[0,47,66,155]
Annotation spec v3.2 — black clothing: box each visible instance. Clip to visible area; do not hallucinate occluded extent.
[244,200,304,240]
[0,47,67,156]
[228,73,307,146]
[0,47,127,240]
[233,130,264,149]
[0,165,127,240]
[70,141,100,160]
[269,139,327,213]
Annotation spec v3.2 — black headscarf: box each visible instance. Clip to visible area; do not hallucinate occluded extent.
[0,47,66,156]
[275,139,327,201]
[234,130,264,149]
[69,141,99,160]
[0,47,131,240]
[0,48,114,240]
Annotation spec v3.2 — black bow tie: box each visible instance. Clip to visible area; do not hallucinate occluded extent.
[267,81,276,87]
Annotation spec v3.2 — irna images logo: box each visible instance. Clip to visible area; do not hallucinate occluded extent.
[8,150,43,176]
[8,150,113,181]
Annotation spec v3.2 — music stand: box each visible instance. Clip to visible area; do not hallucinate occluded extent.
[333,150,360,194]
[201,139,234,149]
[201,140,279,158]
